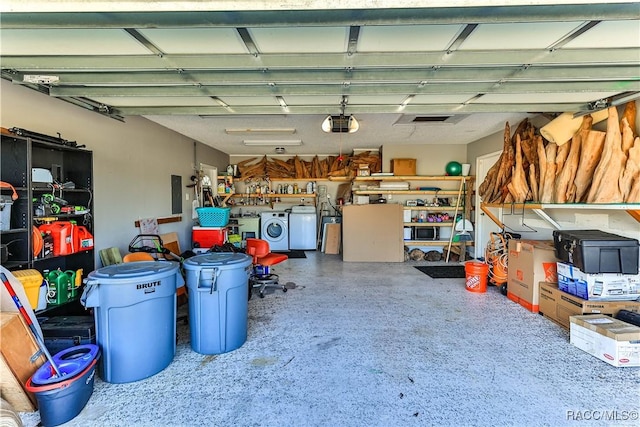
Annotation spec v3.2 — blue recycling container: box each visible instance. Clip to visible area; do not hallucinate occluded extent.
[81,261,183,383]
[182,253,252,354]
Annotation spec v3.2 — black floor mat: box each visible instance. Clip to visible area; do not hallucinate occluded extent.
[414,265,466,279]
[274,250,307,258]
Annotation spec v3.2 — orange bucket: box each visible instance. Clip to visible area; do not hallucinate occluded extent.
[465,262,489,293]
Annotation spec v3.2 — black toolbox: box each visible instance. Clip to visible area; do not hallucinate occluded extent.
[38,315,96,355]
[553,230,639,274]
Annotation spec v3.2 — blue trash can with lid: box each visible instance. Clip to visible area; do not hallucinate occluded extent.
[182,252,252,354]
[81,261,183,383]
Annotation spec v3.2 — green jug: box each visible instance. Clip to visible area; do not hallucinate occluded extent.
[45,269,71,305]
[64,270,77,298]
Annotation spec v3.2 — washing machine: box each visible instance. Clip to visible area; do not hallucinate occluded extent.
[289,206,317,250]
[261,211,289,251]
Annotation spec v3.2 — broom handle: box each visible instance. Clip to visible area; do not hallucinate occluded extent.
[445,178,465,262]
[1,272,62,377]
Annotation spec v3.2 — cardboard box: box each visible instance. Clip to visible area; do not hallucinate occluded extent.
[570,314,640,367]
[0,312,47,411]
[539,282,640,329]
[390,158,416,176]
[323,223,341,255]
[557,262,640,301]
[507,239,558,313]
[342,204,404,262]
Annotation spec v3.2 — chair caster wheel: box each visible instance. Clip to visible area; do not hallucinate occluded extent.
[282,287,288,293]
[259,292,265,298]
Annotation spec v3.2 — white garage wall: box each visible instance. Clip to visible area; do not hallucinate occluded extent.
[381,144,468,175]
[1,80,229,263]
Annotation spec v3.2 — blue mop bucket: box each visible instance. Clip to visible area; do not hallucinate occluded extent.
[31,344,100,385]
[26,345,100,427]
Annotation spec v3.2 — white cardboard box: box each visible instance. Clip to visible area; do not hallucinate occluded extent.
[570,314,640,367]
[557,262,640,301]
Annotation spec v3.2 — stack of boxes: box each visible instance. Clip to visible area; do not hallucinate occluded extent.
[548,230,640,367]
[192,206,231,251]
[537,231,640,329]
[553,230,640,300]
[506,231,640,367]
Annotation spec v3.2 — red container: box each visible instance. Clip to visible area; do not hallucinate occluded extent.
[39,221,79,256]
[76,226,94,250]
[465,262,489,293]
[192,226,227,249]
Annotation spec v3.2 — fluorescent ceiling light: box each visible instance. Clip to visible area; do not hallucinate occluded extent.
[226,128,296,134]
[243,139,302,146]
[23,75,60,84]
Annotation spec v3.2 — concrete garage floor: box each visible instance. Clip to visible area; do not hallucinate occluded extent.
[20,252,639,427]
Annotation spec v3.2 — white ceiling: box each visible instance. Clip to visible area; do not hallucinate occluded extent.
[1,1,639,156]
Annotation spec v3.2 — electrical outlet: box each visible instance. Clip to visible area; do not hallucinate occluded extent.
[186,193,189,200]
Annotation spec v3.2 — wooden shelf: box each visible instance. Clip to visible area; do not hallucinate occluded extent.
[482,202,639,210]
[239,177,344,182]
[354,175,474,182]
[404,240,471,246]
[231,193,316,199]
[404,222,454,227]
[404,206,458,211]
[351,174,475,261]
[481,202,640,227]
[353,190,460,196]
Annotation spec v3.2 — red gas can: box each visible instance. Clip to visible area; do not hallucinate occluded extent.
[39,221,78,256]
[76,226,94,250]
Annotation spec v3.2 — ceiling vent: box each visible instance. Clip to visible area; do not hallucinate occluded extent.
[411,116,452,123]
[394,115,469,126]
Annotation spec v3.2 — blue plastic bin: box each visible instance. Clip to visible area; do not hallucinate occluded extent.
[26,349,100,427]
[81,261,183,383]
[182,253,252,354]
[32,344,100,386]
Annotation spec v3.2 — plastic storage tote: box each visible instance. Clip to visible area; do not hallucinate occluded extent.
[182,252,252,355]
[38,315,96,355]
[553,229,639,274]
[81,261,183,383]
[0,195,13,231]
[12,269,43,310]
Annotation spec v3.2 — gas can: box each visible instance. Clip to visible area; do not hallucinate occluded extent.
[39,221,78,256]
[76,226,94,250]
[45,269,75,305]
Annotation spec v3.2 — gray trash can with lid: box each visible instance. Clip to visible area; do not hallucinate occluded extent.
[182,252,252,354]
[81,260,183,383]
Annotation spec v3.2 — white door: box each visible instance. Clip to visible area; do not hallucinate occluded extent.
[474,151,502,259]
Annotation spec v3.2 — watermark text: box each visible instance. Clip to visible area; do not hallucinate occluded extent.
[566,410,638,422]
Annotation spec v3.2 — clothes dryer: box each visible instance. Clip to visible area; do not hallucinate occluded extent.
[289,206,317,250]
[260,212,289,251]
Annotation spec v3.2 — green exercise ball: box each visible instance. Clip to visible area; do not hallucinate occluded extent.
[445,161,462,176]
